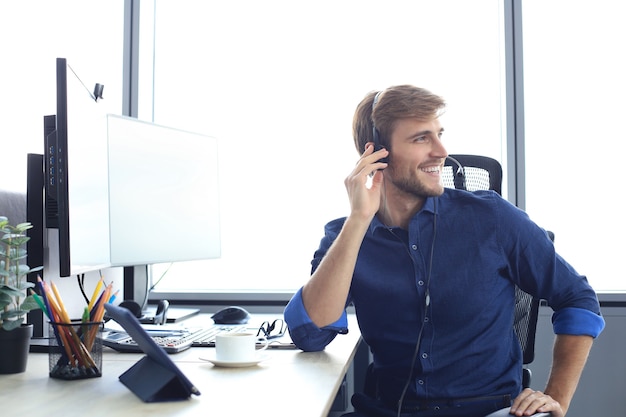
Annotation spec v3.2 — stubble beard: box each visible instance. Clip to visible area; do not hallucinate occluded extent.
[386,165,444,199]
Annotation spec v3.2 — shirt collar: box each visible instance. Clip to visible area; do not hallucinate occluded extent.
[369,196,439,233]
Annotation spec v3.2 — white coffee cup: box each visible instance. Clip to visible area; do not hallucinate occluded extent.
[215,332,269,362]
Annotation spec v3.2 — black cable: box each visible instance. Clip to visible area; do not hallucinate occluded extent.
[396,198,438,417]
[76,270,107,305]
[77,273,89,304]
[140,269,151,312]
[141,263,173,311]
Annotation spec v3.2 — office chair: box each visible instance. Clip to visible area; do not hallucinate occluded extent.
[347,155,551,417]
[443,154,502,195]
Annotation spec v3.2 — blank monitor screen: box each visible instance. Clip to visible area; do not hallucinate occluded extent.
[106,115,221,266]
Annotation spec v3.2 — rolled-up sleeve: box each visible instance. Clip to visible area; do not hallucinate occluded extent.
[552,307,605,338]
[495,195,605,340]
[284,288,349,352]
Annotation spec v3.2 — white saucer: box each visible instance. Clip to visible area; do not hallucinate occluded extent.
[199,353,269,368]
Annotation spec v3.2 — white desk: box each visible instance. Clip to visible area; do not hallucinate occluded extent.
[2,315,361,417]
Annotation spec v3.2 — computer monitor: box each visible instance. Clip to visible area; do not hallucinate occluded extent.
[45,57,112,277]
[27,58,221,339]
[41,57,221,275]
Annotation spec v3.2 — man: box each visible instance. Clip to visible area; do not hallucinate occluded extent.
[284,85,604,417]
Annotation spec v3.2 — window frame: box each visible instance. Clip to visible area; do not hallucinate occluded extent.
[117,0,624,304]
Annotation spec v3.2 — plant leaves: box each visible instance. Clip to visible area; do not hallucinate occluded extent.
[0,319,22,331]
[0,284,25,298]
[20,295,40,312]
[0,292,11,309]
[0,219,40,331]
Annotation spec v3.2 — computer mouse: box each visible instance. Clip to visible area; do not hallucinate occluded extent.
[211,306,251,324]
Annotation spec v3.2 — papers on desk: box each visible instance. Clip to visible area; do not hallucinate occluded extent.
[266,335,296,349]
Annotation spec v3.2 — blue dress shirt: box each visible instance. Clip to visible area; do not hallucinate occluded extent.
[284,189,604,406]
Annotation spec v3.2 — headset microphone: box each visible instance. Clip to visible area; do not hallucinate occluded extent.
[446,155,466,191]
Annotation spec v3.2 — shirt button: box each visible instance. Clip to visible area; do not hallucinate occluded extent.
[424,316,429,322]
[418,379,424,385]
[411,244,418,250]
[418,280,424,286]
[422,353,428,359]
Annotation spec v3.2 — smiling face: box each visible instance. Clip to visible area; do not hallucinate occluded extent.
[384,116,448,200]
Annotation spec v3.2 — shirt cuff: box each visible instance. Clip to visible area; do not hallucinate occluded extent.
[552,307,605,338]
[283,288,349,351]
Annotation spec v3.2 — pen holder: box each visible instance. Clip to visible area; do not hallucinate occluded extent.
[48,320,104,380]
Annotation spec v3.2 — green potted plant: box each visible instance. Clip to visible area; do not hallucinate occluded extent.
[0,216,43,374]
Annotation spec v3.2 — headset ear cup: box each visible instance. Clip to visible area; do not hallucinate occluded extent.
[154,300,170,325]
[119,300,143,318]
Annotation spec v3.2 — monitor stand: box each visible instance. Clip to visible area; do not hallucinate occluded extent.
[142,306,200,323]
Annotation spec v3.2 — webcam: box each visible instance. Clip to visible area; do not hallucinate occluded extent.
[93,83,104,102]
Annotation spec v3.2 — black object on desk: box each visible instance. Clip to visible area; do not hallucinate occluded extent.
[211,305,250,324]
[104,303,201,402]
[117,300,200,324]
[29,337,55,353]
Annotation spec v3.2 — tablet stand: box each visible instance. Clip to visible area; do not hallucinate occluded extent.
[104,303,200,402]
[119,355,196,402]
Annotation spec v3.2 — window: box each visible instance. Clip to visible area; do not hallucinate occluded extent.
[0,1,126,316]
[0,1,124,193]
[141,0,509,293]
[523,0,625,292]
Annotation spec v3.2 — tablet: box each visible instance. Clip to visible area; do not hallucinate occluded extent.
[104,303,201,401]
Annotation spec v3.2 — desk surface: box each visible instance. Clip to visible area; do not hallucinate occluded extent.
[2,314,361,417]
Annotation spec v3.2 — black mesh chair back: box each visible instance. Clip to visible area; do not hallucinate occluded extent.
[443,154,502,195]
[443,154,541,388]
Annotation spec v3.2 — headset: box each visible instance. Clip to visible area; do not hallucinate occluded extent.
[371,91,389,164]
[117,299,170,325]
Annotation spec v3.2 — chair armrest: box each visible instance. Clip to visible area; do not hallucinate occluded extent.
[484,407,551,417]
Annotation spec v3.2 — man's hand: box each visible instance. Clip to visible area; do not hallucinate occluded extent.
[510,388,564,417]
[302,144,389,328]
[344,144,389,222]
[511,334,593,416]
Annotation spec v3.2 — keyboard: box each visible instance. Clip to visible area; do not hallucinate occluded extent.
[102,325,246,354]
[189,325,247,347]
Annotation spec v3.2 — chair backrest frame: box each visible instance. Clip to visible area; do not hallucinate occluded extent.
[444,154,503,195]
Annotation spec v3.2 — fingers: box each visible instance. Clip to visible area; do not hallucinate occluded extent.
[359,143,389,174]
[346,144,388,187]
[510,388,563,417]
[343,144,389,221]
